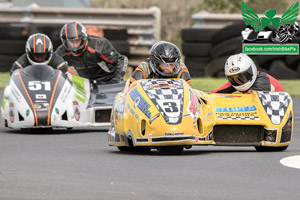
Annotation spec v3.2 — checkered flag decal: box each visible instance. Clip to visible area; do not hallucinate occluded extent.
[140,79,184,124]
[257,91,291,125]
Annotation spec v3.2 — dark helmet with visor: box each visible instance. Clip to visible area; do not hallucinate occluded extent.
[60,22,88,56]
[149,41,181,77]
[25,33,53,65]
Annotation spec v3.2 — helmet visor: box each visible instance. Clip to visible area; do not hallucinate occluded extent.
[29,53,50,63]
[66,38,84,51]
[156,62,180,77]
[158,63,177,74]
[227,68,253,86]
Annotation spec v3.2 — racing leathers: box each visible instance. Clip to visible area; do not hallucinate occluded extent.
[55,35,128,82]
[212,71,284,93]
[11,53,68,75]
[129,58,192,84]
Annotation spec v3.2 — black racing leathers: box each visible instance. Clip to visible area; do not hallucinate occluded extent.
[55,35,128,82]
[11,53,68,75]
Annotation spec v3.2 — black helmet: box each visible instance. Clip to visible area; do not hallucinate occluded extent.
[60,22,88,56]
[149,41,181,77]
[25,33,53,65]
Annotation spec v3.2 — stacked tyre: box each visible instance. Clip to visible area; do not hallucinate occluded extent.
[204,22,245,78]
[181,28,217,77]
[103,29,130,56]
[0,24,30,72]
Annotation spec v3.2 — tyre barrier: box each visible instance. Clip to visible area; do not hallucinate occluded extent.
[181,28,217,77]
[181,22,300,79]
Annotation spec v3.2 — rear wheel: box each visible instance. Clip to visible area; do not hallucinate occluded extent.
[255,146,288,152]
[157,146,184,155]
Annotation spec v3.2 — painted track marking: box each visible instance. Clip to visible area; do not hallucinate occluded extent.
[280,155,300,169]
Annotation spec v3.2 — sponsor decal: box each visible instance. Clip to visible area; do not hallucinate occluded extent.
[149,113,160,124]
[216,94,242,99]
[215,105,256,112]
[26,109,30,116]
[187,90,201,125]
[72,75,86,103]
[165,132,184,136]
[34,103,49,111]
[9,103,14,108]
[241,1,299,55]
[183,114,190,117]
[74,107,80,121]
[130,88,151,118]
[204,111,213,119]
[36,94,47,100]
[55,108,59,114]
[127,104,140,122]
[12,89,21,102]
[35,100,47,103]
[115,98,126,121]
[73,101,80,121]
[216,112,259,119]
[133,97,140,109]
[229,67,240,73]
[43,103,49,109]
[195,133,199,143]
[147,133,153,138]
[34,104,42,109]
[9,109,14,123]
[60,86,72,103]
[189,92,197,115]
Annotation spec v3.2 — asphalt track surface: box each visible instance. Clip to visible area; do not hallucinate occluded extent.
[0,90,299,200]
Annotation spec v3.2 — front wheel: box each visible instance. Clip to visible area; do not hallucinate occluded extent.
[157,146,184,155]
[255,145,288,152]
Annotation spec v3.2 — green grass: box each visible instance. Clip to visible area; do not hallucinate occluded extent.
[1,73,300,96]
[0,72,10,89]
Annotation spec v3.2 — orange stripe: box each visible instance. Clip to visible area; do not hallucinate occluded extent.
[33,36,36,53]
[43,36,46,52]
[47,71,62,125]
[65,24,68,40]
[136,66,146,78]
[75,22,78,39]
[17,70,38,126]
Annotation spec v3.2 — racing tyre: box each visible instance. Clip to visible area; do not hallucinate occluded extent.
[28,128,53,134]
[157,146,184,155]
[117,146,151,152]
[118,146,133,152]
[255,146,288,152]
[269,60,298,79]
[297,62,300,78]
[182,42,211,57]
[211,22,246,46]
[204,56,228,77]
[181,28,217,42]
[110,41,130,55]
[210,36,242,58]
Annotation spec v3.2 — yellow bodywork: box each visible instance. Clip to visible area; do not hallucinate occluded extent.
[108,79,293,150]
